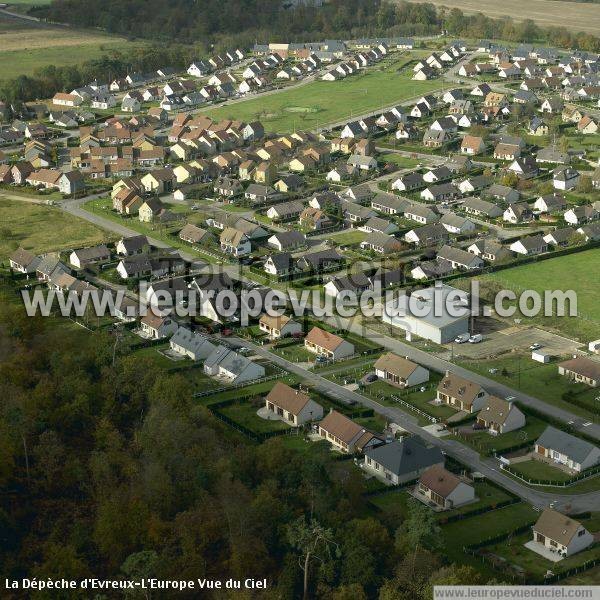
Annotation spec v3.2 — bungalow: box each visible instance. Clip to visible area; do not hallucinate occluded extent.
[467,239,513,263]
[258,313,302,339]
[391,172,424,192]
[9,248,39,274]
[503,202,534,224]
[440,213,475,234]
[267,230,306,252]
[169,326,216,361]
[437,245,484,270]
[534,194,566,214]
[436,371,488,413]
[371,192,411,215]
[116,235,150,256]
[305,326,354,360]
[543,227,576,247]
[266,200,304,221]
[244,183,279,203]
[577,115,598,135]
[363,436,444,484]
[417,464,476,511]
[265,382,323,426]
[564,205,599,226]
[531,509,594,558]
[420,183,459,203]
[507,156,538,179]
[300,207,331,231]
[476,396,525,434]
[485,184,520,204]
[347,154,377,171]
[361,216,398,235]
[296,249,344,273]
[459,175,491,195]
[203,346,265,384]
[509,234,548,256]
[179,223,214,246]
[494,143,521,161]
[319,410,382,454]
[537,146,570,165]
[263,253,294,277]
[360,232,403,254]
[69,244,110,268]
[404,204,440,225]
[553,167,580,191]
[577,222,600,242]
[461,135,485,155]
[462,198,503,219]
[324,273,371,298]
[404,223,449,246]
[558,357,600,388]
[374,352,429,388]
[535,426,600,472]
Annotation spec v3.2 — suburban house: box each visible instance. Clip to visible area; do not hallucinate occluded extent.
[69,244,111,268]
[258,313,302,339]
[318,410,383,454]
[534,426,600,472]
[374,353,429,389]
[467,239,513,263]
[139,314,178,339]
[476,396,526,434]
[558,357,600,387]
[324,273,371,298]
[169,326,216,361]
[416,465,475,510]
[509,235,548,256]
[436,245,484,270]
[436,371,488,413]
[304,326,354,360]
[220,227,251,257]
[9,248,39,274]
[264,382,323,426]
[363,436,444,484]
[203,345,265,384]
[116,235,150,256]
[531,509,594,557]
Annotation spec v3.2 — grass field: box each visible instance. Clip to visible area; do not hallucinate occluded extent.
[200,56,444,133]
[0,197,109,257]
[402,0,600,35]
[0,16,140,79]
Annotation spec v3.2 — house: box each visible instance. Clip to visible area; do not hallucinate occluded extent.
[537,146,570,165]
[558,357,600,388]
[363,436,444,484]
[437,371,488,413]
[531,509,594,558]
[203,346,265,384]
[371,193,410,215]
[485,184,520,204]
[304,326,354,360]
[564,205,599,226]
[374,353,429,388]
[540,97,563,113]
[462,198,503,219]
[544,227,576,247]
[535,426,600,472]
[9,248,39,274]
[59,171,85,195]
[319,410,382,454]
[179,223,214,246]
[347,154,377,171]
[267,230,306,252]
[534,194,566,214]
[296,249,344,273]
[437,245,484,270]
[461,135,485,155]
[116,235,150,256]
[324,273,371,298]
[467,239,513,263]
[459,175,492,195]
[274,174,304,193]
[220,227,251,257]
[577,222,600,242]
[476,396,525,434]
[416,465,475,510]
[411,259,454,280]
[420,183,459,203]
[264,382,323,426]
[577,115,598,135]
[508,156,538,179]
[244,183,279,203]
[258,313,302,339]
[139,314,178,340]
[553,167,580,191]
[509,235,548,255]
[69,244,110,268]
[494,143,521,161]
[383,285,469,344]
[300,207,331,231]
[266,200,304,221]
[440,213,476,235]
[138,198,163,223]
[528,117,548,136]
[263,253,294,277]
[52,93,82,107]
[360,232,402,255]
[503,202,533,224]
[169,326,216,361]
[404,223,449,247]
[361,216,398,236]
[391,172,424,192]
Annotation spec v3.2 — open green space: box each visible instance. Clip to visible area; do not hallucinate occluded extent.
[218,400,291,433]
[0,197,110,257]
[200,56,445,133]
[507,458,574,482]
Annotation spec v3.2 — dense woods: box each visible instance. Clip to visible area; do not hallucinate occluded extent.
[0,281,492,597]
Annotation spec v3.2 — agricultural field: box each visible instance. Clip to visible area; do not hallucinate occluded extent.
[200,56,445,133]
[0,16,139,79]
[402,0,600,35]
[0,197,109,257]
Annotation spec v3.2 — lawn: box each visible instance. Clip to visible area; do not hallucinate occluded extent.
[503,460,600,494]
[458,355,600,422]
[0,197,110,257]
[199,55,445,133]
[270,341,316,364]
[454,414,549,456]
[218,400,291,433]
[326,229,367,246]
[476,248,600,341]
[378,153,423,169]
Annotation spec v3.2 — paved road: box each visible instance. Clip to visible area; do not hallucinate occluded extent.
[228,335,600,512]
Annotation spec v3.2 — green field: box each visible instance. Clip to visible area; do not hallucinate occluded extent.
[0,197,109,257]
[200,56,444,133]
[475,249,600,340]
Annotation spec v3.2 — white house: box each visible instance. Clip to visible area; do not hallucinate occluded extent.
[264,382,323,426]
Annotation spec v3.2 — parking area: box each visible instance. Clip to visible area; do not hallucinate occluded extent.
[447,319,582,360]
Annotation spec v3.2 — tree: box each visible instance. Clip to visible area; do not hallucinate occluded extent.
[121,550,159,600]
[287,517,341,600]
[577,174,593,194]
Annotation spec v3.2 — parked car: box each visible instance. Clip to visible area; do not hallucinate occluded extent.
[468,334,483,344]
[455,333,470,344]
[530,343,543,350]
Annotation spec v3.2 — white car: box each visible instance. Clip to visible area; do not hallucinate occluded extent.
[454,333,470,343]
[468,334,483,344]
[530,343,542,350]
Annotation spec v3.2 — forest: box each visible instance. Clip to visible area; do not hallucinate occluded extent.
[0,277,497,598]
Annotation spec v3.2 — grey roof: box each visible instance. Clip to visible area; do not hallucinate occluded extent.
[328,273,371,292]
[270,230,306,248]
[536,426,598,464]
[365,436,443,476]
[170,326,216,357]
[372,192,411,212]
